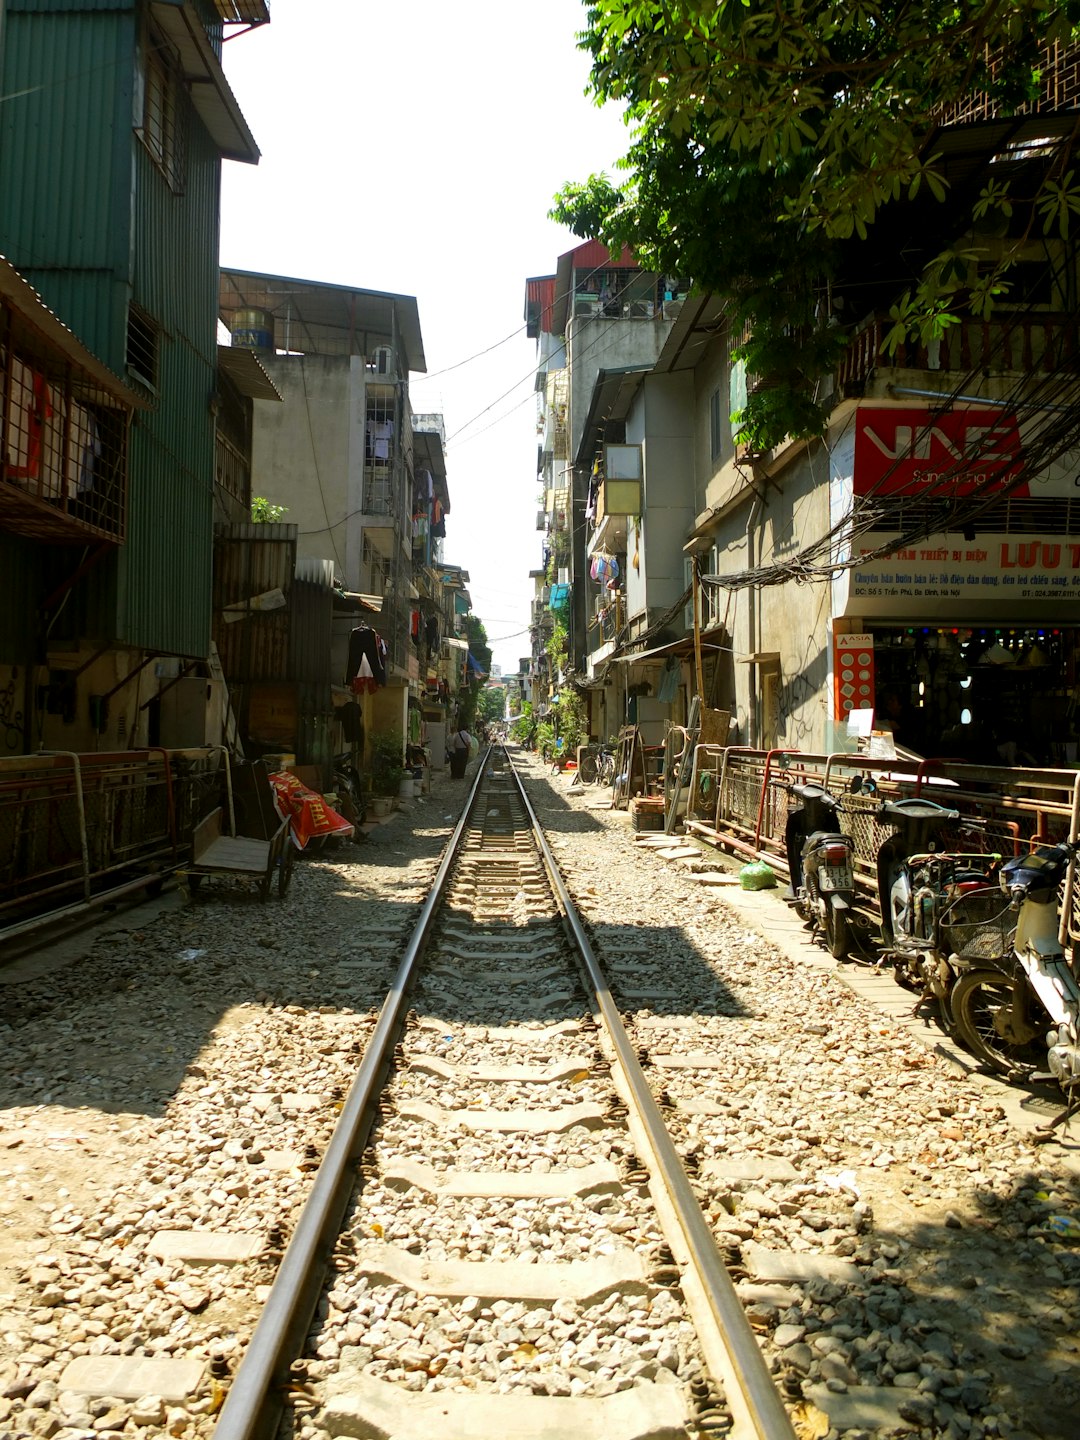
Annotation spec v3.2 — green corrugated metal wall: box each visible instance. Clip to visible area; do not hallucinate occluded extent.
[0,0,226,658]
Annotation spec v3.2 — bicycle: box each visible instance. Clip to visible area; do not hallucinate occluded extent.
[578,745,616,787]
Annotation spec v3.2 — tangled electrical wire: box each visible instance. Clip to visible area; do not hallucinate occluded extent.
[701,322,1080,594]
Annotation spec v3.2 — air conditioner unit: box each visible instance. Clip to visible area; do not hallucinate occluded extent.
[370,345,392,375]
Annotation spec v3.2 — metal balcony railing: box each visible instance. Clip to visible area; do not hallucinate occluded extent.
[838,311,1080,395]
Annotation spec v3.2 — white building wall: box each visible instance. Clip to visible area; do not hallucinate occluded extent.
[567,316,674,461]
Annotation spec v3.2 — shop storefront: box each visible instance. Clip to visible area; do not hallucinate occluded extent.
[831,404,1080,765]
[859,626,1078,766]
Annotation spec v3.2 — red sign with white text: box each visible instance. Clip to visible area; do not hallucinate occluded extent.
[854,408,1025,497]
[833,633,875,722]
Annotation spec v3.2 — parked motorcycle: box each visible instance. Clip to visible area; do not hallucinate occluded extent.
[332,751,367,829]
[782,781,857,959]
[950,839,1080,1117]
[874,795,1003,1019]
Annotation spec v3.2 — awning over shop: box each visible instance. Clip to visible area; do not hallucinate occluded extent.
[611,627,729,665]
[335,591,383,613]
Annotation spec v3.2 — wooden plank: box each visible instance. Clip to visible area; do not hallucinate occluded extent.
[193,836,271,873]
[191,808,223,864]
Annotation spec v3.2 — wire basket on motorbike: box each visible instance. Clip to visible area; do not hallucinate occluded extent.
[938,879,1016,965]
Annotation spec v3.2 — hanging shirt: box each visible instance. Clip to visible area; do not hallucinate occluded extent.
[367,420,394,461]
[346,625,387,689]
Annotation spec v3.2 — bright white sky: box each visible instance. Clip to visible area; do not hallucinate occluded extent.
[218,1,629,675]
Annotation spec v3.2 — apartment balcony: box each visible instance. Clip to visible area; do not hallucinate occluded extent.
[587,592,624,657]
[1,264,137,545]
[545,369,569,461]
[214,431,249,519]
[837,311,1080,396]
[932,40,1080,127]
[362,463,410,547]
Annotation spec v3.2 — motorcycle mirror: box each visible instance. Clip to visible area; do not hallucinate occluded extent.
[849,775,863,794]
[776,754,791,771]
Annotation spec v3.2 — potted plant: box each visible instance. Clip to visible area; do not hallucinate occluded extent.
[369,731,405,813]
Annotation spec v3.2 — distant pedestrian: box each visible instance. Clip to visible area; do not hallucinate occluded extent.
[448,726,473,779]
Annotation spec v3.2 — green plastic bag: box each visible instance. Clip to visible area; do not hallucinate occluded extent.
[739,860,777,891]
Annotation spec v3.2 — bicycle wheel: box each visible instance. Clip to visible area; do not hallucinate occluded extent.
[277,845,295,898]
[579,753,598,785]
[951,967,1042,1075]
[598,755,616,786]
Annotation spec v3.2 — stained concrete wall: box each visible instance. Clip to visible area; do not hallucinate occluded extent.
[710,444,834,750]
[249,354,358,588]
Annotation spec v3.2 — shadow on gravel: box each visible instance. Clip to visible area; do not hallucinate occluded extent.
[516,770,606,833]
[848,1165,1080,1440]
[423,904,751,1024]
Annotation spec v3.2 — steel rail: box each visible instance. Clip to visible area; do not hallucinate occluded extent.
[507,749,797,1440]
[211,751,492,1440]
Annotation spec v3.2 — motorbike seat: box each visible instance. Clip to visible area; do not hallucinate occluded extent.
[791,783,836,803]
[881,797,961,823]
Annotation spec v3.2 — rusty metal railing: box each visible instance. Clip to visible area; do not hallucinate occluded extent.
[0,746,228,938]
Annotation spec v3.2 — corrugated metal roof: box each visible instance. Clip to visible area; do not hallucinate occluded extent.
[150,1,260,163]
[551,241,636,335]
[219,268,427,373]
[217,344,282,401]
[0,255,145,408]
[213,1,270,22]
[525,275,556,338]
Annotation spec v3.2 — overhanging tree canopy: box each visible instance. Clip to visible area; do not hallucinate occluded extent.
[552,1,1080,451]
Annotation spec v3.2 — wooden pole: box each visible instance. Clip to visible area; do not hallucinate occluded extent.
[692,554,705,701]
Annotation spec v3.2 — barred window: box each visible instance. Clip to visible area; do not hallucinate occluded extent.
[126,305,160,391]
[138,30,185,192]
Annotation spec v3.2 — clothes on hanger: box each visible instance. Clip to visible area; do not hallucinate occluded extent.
[346,624,387,693]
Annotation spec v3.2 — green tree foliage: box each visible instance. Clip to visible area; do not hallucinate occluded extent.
[475,686,506,726]
[546,619,568,670]
[455,615,492,732]
[511,700,536,746]
[251,496,287,523]
[553,1,1080,451]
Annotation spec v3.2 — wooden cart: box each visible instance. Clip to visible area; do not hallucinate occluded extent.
[180,806,294,900]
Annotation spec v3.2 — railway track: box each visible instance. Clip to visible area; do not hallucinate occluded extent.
[212,747,796,1440]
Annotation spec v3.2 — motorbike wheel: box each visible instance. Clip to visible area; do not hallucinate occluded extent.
[951,968,1042,1075]
[823,903,851,960]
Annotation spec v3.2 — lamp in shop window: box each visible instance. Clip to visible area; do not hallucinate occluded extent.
[980,640,1015,666]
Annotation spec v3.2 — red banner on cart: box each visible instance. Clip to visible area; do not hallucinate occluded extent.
[269,771,353,849]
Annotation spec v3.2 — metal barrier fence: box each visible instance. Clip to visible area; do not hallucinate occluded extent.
[0,747,228,932]
[685,744,1080,941]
